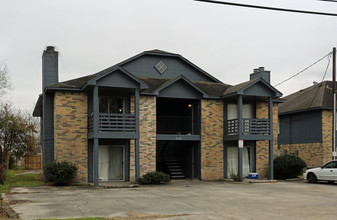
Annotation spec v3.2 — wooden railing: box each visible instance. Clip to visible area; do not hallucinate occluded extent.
[88,113,136,133]
[157,116,193,134]
[226,118,271,136]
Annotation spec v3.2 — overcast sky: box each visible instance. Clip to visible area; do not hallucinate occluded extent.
[1,0,337,112]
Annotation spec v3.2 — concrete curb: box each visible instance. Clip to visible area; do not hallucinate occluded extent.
[1,192,9,204]
[245,179,278,183]
[102,184,139,189]
[285,178,304,181]
[1,192,19,218]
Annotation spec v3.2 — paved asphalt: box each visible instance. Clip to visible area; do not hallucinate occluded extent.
[7,180,337,220]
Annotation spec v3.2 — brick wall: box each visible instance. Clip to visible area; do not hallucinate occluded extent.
[201,99,224,180]
[129,140,136,182]
[255,102,278,179]
[139,96,156,176]
[322,110,333,164]
[279,110,332,168]
[280,143,323,167]
[54,91,88,183]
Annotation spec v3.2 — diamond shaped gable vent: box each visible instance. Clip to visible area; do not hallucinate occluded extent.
[155,61,167,74]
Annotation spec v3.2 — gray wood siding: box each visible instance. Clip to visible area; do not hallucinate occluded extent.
[96,70,139,88]
[158,80,202,99]
[42,93,54,165]
[122,55,215,82]
[279,110,322,144]
[244,82,275,97]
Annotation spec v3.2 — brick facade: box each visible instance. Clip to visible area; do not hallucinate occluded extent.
[280,143,323,167]
[255,102,278,179]
[201,99,224,180]
[139,96,156,176]
[322,110,333,164]
[279,110,332,168]
[54,91,88,183]
[129,140,136,182]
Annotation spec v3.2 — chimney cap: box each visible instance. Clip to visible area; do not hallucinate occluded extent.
[258,67,265,71]
[46,46,55,51]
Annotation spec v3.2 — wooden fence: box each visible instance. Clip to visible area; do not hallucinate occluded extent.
[25,154,42,170]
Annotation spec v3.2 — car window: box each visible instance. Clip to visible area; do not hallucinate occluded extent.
[323,162,335,168]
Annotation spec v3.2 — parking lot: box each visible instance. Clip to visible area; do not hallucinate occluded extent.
[7,180,337,220]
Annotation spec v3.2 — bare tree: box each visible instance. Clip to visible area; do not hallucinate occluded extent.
[0,63,11,98]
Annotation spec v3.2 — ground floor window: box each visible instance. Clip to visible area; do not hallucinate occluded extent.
[227,146,250,178]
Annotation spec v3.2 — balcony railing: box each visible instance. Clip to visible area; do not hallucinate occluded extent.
[157,116,193,134]
[226,118,271,136]
[88,113,136,133]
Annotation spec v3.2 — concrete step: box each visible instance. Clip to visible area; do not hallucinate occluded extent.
[171,175,185,179]
[168,168,182,172]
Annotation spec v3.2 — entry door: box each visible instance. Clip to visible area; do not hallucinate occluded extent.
[227,146,250,178]
[99,145,124,181]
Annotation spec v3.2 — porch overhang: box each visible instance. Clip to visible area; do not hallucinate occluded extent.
[157,134,201,141]
[222,78,282,99]
[84,66,148,90]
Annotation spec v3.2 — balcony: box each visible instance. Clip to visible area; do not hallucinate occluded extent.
[157,116,194,134]
[88,113,136,133]
[225,118,271,139]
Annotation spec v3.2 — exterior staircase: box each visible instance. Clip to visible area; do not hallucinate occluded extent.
[165,160,185,179]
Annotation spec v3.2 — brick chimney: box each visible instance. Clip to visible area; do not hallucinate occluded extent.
[42,46,58,90]
[250,67,270,84]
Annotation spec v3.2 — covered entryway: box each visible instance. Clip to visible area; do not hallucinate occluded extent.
[156,141,200,179]
[99,145,125,181]
[227,146,254,178]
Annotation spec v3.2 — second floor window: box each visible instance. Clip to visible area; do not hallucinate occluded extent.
[99,97,124,114]
[227,103,253,120]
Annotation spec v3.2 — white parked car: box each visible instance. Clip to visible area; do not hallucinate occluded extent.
[304,160,337,183]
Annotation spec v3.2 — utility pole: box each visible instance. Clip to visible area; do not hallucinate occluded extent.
[333,47,336,160]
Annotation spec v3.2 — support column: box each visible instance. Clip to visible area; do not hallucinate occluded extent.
[223,142,227,179]
[268,97,274,180]
[134,88,140,184]
[93,138,99,186]
[135,139,140,184]
[93,86,99,186]
[237,95,243,180]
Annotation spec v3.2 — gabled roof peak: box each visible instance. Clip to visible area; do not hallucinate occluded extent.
[146,49,175,55]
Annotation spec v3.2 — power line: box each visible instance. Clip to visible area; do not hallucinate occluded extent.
[195,0,337,16]
[274,52,332,87]
[308,54,332,108]
[321,53,332,82]
[318,0,337,2]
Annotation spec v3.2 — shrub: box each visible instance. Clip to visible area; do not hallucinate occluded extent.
[0,163,6,184]
[274,154,306,179]
[138,171,170,185]
[44,161,77,186]
[230,173,241,182]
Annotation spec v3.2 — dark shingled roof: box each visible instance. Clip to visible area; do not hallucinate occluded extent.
[45,72,232,97]
[146,49,175,55]
[223,78,258,96]
[33,95,42,117]
[48,73,98,89]
[279,81,333,114]
[137,77,170,93]
[192,80,232,96]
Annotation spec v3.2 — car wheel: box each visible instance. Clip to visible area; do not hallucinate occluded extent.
[307,173,317,183]
[328,181,334,184]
